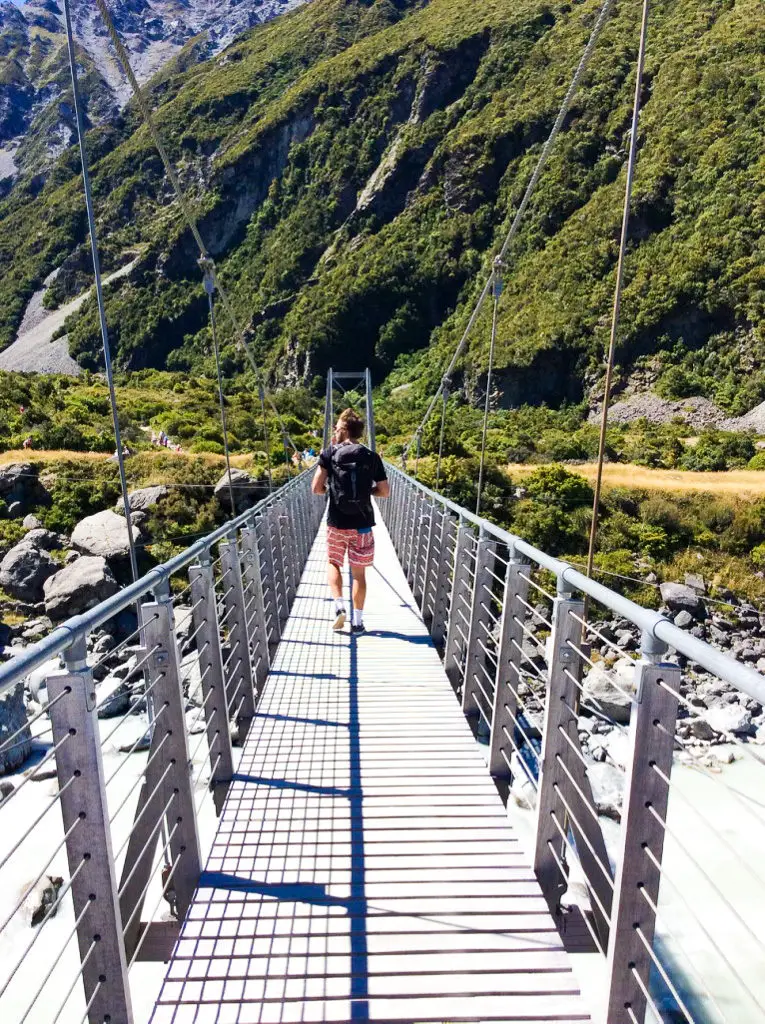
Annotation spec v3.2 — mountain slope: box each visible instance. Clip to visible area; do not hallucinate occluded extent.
[0,0,310,188]
[0,0,762,417]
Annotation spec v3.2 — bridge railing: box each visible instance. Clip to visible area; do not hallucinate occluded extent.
[0,469,323,1024]
[380,463,765,1024]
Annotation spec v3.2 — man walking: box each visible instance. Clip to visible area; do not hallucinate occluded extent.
[312,408,390,634]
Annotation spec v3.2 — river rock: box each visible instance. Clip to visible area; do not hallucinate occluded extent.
[660,582,706,618]
[0,682,31,773]
[214,468,262,513]
[705,704,753,736]
[674,610,694,629]
[96,682,132,720]
[587,761,625,821]
[28,875,63,926]
[22,514,43,531]
[43,556,119,620]
[0,541,57,602]
[582,658,637,724]
[71,509,142,562]
[115,485,169,514]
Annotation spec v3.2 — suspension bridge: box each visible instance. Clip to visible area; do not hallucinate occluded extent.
[0,0,763,1020]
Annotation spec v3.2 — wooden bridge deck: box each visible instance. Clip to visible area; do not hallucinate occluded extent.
[151,520,591,1023]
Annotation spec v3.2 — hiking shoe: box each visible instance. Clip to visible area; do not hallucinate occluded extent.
[351,622,366,636]
[333,610,347,632]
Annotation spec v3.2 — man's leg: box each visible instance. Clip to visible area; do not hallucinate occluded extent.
[327,528,349,629]
[327,561,343,600]
[351,565,367,611]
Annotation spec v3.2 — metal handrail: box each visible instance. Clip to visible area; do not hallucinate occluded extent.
[385,463,765,703]
[0,468,312,694]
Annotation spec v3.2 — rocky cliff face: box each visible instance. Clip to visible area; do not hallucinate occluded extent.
[0,0,310,189]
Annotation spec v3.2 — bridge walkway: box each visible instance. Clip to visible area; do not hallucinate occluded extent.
[150,519,591,1023]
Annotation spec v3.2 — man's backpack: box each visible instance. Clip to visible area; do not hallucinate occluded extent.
[329,443,375,516]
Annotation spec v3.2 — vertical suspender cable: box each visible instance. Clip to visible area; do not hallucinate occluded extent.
[403,0,616,460]
[64,0,139,584]
[258,384,274,494]
[202,264,237,516]
[414,430,422,480]
[435,379,449,493]
[585,0,650,588]
[476,261,503,516]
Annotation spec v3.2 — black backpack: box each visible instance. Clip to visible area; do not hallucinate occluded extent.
[329,443,375,516]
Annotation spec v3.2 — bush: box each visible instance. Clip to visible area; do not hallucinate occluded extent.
[748,452,765,471]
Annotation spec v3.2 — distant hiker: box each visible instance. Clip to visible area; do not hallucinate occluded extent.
[22,436,32,450]
[312,408,389,634]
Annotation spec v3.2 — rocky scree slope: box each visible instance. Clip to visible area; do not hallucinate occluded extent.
[0,0,761,421]
[0,0,309,190]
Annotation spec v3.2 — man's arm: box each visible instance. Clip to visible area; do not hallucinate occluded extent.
[312,465,328,495]
[371,454,390,498]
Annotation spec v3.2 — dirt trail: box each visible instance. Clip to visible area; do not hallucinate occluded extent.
[508,462,765,495]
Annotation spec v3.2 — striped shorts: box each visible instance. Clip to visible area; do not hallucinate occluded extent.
[326,526,375,568]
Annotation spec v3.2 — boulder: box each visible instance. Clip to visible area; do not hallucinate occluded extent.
[684,573,707,594]
[0,463,49,512]
[0,541,57,602]
[23,528,65,551]
[115,485,169,514]
[587,762,625,821]
[214,468,263,513]
[43,556,119,621]
[673,610,694,629]
[660,582,706,618]
[96,682,132,720]
[71,509,142,562]
[705,704,753,736]
[0,682,31,774]
[22,514,44,531]
[582,658,637,724]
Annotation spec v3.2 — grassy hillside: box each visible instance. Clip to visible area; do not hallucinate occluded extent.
[0,0,762,414]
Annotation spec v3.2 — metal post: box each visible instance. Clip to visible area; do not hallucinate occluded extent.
[323,369,334,449]
[604,635,681,1022]
[220,535,257,735]
[402,484,418,579]
[139,597,203,921]
[409,492,427,591]
[462,534,498,716]
[534,580,612,946]
[420,503,440,625]
[489,552,530,777]
[430,513,457,648]
[269,504,290,628]
[189,556,234,814]
[412,498,433,607]
[256,511,280,645]
[444,523,474,689]
[240,525,270,695]
[365,367,377,452]
[47,639,133,1024]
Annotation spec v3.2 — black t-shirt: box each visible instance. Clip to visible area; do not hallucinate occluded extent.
[319,443,387,530]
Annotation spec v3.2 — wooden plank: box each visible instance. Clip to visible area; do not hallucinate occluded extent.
[150,522,591,1024]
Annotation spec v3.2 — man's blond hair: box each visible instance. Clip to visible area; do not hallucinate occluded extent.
[337,408,365,441]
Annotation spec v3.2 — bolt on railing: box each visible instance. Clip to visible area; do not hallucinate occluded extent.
[0,469,324,1024]
[379,463,765,1024]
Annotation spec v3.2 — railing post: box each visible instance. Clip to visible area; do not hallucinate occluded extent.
[604,635,681,1023]
[269,504,290,628]
[444,523,474,690]
[462,532,498,715]
[255,512,280,646]
[534,579,613,946]
[220,535,257,737]
[47,638,133,1024]
[420,504,440,626]
[139,592,203,921]
[402,485,418,580]
[189,555,235,815]
[240,524,271,696]
[489,550,530,777]
[430,512,457,648]
[412,498,433,607]
[279,501,298,606]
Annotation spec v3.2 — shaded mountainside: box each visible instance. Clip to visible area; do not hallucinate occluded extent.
[0,0,762,414]
[0,0,309,188]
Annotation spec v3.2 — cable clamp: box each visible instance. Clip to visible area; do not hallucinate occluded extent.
[198,257,216,296]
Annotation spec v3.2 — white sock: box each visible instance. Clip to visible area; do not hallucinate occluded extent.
[352,609,364,627]
[335,599,346,614]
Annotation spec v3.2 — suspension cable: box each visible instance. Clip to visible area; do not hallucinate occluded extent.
[403,0,617,459]
[91,0,298,454]
[64,0,139,584]
[202,262,236,514]
[585,0,650,584]
[476,259,502,515]
[259,382,274,494]
[435,377,449,492]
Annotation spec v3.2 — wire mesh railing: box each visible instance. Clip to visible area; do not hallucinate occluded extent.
[380,462,765,1024]
[0,468,323,1024]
